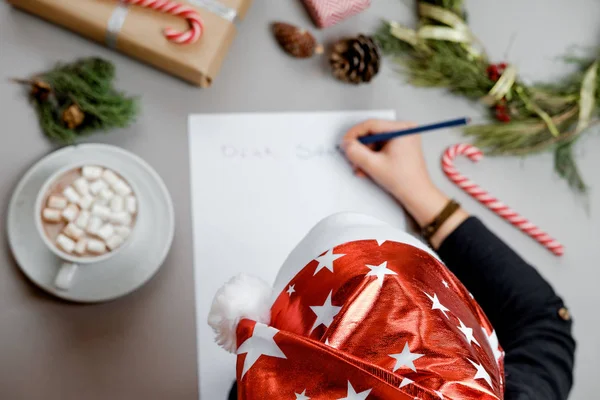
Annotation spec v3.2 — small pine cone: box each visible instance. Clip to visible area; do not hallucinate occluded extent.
[62,104,85,129]
[272,22,323,58]
[330,35,381,84]
[30,79,52,102]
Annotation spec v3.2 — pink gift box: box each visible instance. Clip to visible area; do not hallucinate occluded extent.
[303,0,371,28]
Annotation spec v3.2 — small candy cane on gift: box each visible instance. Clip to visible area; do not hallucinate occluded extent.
[442,144,565,256]
[122,0,204,44]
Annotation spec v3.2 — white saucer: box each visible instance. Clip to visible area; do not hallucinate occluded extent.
[7,144,175,302]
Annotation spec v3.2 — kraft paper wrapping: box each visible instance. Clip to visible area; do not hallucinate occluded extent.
[8,0,252,86]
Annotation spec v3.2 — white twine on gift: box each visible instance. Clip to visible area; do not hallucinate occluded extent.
[106,1,129,49]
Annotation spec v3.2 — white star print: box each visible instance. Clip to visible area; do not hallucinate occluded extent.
[375,239,386,246]
[442,280,449,288]
[295,389,310,400]
[457,319,480,347]
[468,359,492,388]
[338,381,371,399]
[469,292,475,299]
[423,291,450,319]
[389,342,424,372]
[237,323,287,378]
[325,338,331,346]
[399,377,414,388]
[435,390,444,399]
[482,328,503,363]
[365,261,397,286]
[309,291,342,333]
[287,284,296,296]
[314,249,345,275]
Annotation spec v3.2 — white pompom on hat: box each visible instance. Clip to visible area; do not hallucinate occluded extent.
[207,273,273,353]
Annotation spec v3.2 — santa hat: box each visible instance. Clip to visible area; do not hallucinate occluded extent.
[209,213,505,399]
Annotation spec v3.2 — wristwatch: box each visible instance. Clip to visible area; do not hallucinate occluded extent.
[421,199,461,245]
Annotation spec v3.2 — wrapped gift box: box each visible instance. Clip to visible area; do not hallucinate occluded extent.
[8,0,252,87]
[302,0,371,28]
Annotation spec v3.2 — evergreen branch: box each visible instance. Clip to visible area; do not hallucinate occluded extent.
[16,57,138,145]
[375,0,599,194]
[555,140,587,193]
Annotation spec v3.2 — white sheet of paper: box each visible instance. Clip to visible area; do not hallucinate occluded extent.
[189,110,407,399]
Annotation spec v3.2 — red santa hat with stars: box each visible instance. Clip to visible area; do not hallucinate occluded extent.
[209,213,505,399]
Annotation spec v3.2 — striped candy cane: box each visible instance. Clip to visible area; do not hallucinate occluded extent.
[122,0,204,44]
[442,144,564,256]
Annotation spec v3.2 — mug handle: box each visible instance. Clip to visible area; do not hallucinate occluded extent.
[54,263,79,290]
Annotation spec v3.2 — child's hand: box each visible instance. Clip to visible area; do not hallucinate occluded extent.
[342,119,468,242]
[342,119,435,209]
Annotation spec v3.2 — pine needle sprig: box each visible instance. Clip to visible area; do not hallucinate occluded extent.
[374,1,599,193]
[14,57,138,145]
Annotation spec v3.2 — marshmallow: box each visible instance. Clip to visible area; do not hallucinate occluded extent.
[86,216,103,235]
[102,169,120,187]
[78,195,94,210]
[109,211,132,226]
[75,210,91,229]
[47,195,68,210]
[113,179,132,197]
[43,208,62,222]
[99,188,115,202]
[56,234,76,253]
[89,179,108,195]
[94,198,108,207]
[82,166,103,180]
[110,195,124,212]
[91,204,111,220]
[87,239,107,254]
[63,186,80,203]
[73,177,90,196]
[63,223,85,240]
[114,225,131,239]
[74,239,88,255]
[106,235,124,250]
[62,204,79,222]
[125,196,137,214]
[97,224,115,241]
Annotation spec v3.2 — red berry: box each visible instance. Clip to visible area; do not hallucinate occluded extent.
[499,62,508,70]
[496,113,511,123]
[495,103,507,112]
[487,65,500,81]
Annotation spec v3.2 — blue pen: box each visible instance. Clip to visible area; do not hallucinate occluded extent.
[358,117,471,145]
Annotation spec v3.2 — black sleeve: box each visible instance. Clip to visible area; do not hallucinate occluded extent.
[438,217,576,400]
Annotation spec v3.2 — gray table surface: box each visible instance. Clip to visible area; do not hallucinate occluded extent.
[1,0,598,399]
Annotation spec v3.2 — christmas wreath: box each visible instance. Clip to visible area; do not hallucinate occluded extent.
[375,0,599,193]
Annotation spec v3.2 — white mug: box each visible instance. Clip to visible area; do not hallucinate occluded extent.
[34,163,138,291]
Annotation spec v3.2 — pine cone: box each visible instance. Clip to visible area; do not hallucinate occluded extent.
[30,79,53,101]
[62,104,85,129]
[272,22,323,58]
[330,35,381,84]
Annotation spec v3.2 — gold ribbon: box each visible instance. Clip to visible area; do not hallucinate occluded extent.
[388,4,480,57]
[418,26,471,43]
[389,21,419,47]
[481,65,517,106]
[419,4,469,33]
[576,61,598,133]
[516,86,560,137]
